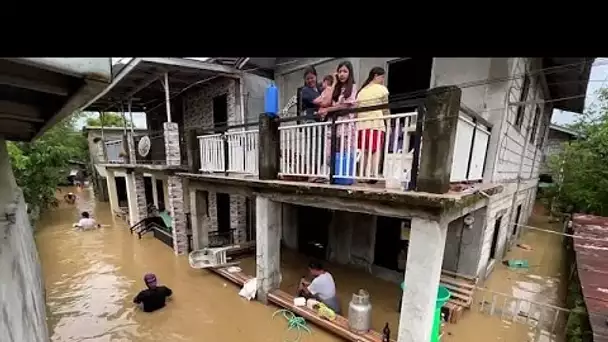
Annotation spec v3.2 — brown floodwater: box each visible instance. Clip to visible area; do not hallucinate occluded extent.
[36,187,568,342]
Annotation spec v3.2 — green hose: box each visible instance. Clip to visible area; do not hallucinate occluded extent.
[272,309,312,342]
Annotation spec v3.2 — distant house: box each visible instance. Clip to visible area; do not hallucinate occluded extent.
[539,124,584,182]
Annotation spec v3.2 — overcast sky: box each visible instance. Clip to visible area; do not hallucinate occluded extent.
[76,57,606,129]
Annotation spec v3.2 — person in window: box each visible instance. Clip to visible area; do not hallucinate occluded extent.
[319,61,358,169]
[356,67,389,182]
[297,261,341,314]
[133,273,173,313]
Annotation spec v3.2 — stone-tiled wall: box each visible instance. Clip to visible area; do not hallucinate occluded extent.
[163,122,181,166]
[182,77,248,243]
[133,172,147,223]
[168,175,188,254]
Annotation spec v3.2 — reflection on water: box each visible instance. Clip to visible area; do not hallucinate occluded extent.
[37,187,340,342]
[37,188,567,342]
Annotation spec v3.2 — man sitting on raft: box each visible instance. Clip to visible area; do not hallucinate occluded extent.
[297,261,341,314]
[72,211,101,230]
[134,273,173,312]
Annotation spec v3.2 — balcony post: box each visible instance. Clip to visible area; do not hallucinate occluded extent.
[417,86,462,194]
[258,114,280,180]
[255,196,282,303]
[163,72,172,123]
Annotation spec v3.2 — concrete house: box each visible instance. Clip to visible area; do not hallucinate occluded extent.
[539,123,583,181]
[82,57,593,342]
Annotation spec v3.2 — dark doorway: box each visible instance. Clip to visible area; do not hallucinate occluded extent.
[512,205,522,237]
[297,206,332,260]
[156,179,165,212]
[213,94,228,132]
[216,193,231,233]
[489,216,502,261]
[115,176,128,208]
[245,197,256,242]
[374,217,410,271]
[144,176,154,207]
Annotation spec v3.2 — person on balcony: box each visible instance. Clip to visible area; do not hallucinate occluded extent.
[300,68,334,181]
[133,273,173,312]
[356,67,389,183]
[319,61,358,171]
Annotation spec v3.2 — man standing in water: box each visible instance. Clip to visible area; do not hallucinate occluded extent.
[297,261,341,314]
[133,273,173,312]
[73,211,101,230]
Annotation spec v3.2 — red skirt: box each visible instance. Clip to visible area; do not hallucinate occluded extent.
[358,129,384,153]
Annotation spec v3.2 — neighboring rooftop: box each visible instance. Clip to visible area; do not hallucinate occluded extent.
[83,126,148,132]
[549,124,585,138]
[571,214,608,342]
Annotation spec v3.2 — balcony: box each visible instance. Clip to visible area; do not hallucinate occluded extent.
[194,88,492,195]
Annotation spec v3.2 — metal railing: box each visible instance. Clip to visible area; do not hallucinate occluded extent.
[198,129,259,175]
[278,112,418,184]
[104,139,124,163]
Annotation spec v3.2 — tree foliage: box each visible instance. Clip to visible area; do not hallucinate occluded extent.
[548,88,608,216]
[8,112,89,211]
[86,112,131,127]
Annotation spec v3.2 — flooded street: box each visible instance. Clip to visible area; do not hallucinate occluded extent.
[36,187,568,341]
[36,187,339,342]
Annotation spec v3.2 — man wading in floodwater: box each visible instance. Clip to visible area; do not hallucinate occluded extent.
[133,273,173,312]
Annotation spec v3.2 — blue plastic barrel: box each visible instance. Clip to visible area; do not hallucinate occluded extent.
[264,83,279,117]
[333,152,356,185]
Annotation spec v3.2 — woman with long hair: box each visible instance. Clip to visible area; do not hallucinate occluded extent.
[318,61,357,172]
[356,67,389,181]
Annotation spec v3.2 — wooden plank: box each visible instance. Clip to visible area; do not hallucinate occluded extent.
[440,275,476,290]
[441,269,478,283]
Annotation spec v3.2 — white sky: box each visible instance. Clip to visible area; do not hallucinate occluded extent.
[78,57,606,130]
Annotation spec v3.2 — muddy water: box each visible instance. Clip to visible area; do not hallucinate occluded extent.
[36,187,340,342]
[37,187,567,342]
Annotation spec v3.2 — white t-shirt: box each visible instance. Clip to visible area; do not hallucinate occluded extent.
[77,218,97,230]
[307,272,336,301]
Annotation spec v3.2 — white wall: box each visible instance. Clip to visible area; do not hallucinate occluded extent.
[0,138,49,342]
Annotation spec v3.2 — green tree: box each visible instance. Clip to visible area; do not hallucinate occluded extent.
[86,112,131,127]
[548,88,608,215]
[8,112,89,211]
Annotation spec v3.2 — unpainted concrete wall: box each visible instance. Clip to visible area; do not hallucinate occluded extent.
[0,138,49,342]
[442,207,487,278]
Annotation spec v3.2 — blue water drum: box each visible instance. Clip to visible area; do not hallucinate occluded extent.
[264,83,279,117]
[333,152,356,185]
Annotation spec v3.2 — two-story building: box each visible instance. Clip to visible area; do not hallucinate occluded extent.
[81,57,593,342]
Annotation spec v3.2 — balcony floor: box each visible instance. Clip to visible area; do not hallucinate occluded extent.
[178,172,503,219]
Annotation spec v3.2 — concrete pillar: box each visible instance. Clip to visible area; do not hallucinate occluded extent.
[105,169,119,213]
[126,132,137,164]
[189,188,210,250]
[125,171,137,226]
[151,174,159,208]
[417,86,462,194]
[256,196,282,304]
[168,175,188,255]
[258,113,280,180]
[163,122,181,166]
[398,217,448,342]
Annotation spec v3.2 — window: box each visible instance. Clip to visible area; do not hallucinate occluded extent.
[515,74,531,129]
[489,216,502,261]
[529,105,541,143]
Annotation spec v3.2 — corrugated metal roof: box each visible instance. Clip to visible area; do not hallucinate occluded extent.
[572,214,608,341]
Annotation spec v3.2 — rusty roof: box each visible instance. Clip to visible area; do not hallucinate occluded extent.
[572,213,608,341]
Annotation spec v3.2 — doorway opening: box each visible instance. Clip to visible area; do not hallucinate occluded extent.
[297,206,332,260]
[115,176,128,208]
[512,205,522,237]
[156,179,165,212]
[213,94,228,133]
[374,217,410,272]
[143,176,154,208]
[489,216,502,261]
[216,193,231,233]
[245,197,256,242]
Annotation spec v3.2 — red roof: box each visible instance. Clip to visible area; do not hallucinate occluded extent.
[572,214,608,341]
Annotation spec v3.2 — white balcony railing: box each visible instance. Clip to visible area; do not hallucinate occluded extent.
[450,113,491,182]
[279,112,418,184]
[198,134,225,172]
[198,129,259,175]
[226,130,259,174]
[104,139,124,163]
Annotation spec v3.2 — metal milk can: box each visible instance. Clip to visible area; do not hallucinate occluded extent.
[348,289,372,333]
